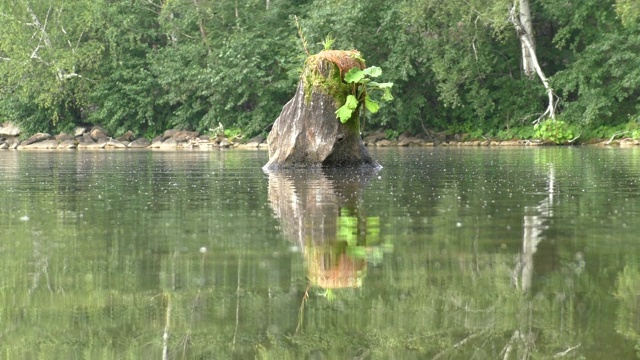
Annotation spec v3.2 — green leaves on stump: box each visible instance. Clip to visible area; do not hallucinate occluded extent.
[335,66,394,123]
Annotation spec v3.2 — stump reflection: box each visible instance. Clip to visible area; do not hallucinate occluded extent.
[266,168,385,289]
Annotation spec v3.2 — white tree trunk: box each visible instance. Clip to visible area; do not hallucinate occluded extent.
[509,1,556,121]
[519,0,536,77]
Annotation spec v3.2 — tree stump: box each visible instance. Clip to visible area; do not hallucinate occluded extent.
[263,50,380,170]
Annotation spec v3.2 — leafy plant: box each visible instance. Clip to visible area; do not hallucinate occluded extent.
[534,120,576,144]
[335,66,394,123]
[384,129,400,140]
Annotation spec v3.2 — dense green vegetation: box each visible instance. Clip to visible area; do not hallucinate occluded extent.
[1,0,639,141]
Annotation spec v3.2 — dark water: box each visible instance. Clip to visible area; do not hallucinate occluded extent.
[2,147,640,359]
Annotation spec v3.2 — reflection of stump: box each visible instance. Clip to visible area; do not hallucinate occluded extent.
[263,50,379,170]
[266,168,379,289]
[307,247,366,288]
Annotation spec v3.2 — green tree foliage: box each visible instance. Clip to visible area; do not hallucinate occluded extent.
[1,0,640,138]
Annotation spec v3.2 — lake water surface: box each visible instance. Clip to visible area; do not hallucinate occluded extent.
[2,147,640,359]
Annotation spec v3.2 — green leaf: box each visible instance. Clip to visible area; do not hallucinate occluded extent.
[344,68,365,84]
[363,66,382,78]
[335,94,359,123]
[369,81,394,89]
[365,95,380,113]
[382,88,394,101]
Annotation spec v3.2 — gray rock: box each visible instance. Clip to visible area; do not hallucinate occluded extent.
[20,139,59,149]
[0,142,8,150]
[397,136,422,147]
[128,138,151,148]
[162,129,180,141]
[89,126,109,141]
[77,142,102,150]
[173,131,199,143]
[101,139,126,148]
[57,139,77,149]
[74,126,88,137]
[0,123,21,136]
[159,138,178,149]
[238,135,265,149]
[263,64,378,169]
[79,133,96,144]
[150,135,163,148]
[55,133,74,141]
[376,139,394,147]
[117,130,134,142]
[363,130,386,144]
[23,133,52,145]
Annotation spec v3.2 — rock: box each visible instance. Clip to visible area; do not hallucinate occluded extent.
[117,130,134,142]
[57,140,77,149]
[55,133,74,141]
[397,136,422,147]
[264,50,379,169]
[79,133,96,144]
[0,123,21,137]
[162,129,180,141]
[128,138,151,148]
[398,131,412,142]
[89,126,109,141]
[238,135,265,148]
[219,138,231,148]
[22,133,52,145]
[74,126,88,137]
[159,138,178,149]
[173,131,199,143]
[0,142,8,150]
[101,139,127,148]
[20,139,59,149]
[363,129,386,145]
[7,138,20,149]
[376,139,394,147]
[150,135,163,148]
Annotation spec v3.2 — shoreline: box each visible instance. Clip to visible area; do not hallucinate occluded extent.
[1,125,639,151]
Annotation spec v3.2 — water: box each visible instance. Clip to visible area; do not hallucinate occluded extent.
[1,147,640,359]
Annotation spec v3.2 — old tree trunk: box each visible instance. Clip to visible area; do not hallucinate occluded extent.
[263,50,379,170]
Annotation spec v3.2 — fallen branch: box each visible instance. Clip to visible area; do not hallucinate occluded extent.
[605,130,629,145]
[553,343,581,357]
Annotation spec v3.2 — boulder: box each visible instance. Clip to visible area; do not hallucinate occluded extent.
[57,140,77,149]
[55,133,74,141]
[89,126,109,141]
[128,138,151,148]
[0,123,21,137]
[22,133,52,145]
[159,138,178,149]
[20,139,59,149]
[363,129,386,145]
[74,126,88,137]
[162,129,180,141]
[173,131,199,143]
[0,142,8,150]
[117,130,134,142]
[263,50,379,170]
[238,135,265,149]
[397,136,423,147]
[101,139,127,148]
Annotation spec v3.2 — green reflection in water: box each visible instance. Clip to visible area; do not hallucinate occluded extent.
[1,148,640,358]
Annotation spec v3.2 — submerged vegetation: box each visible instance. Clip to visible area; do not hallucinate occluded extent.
[1,0,640,142]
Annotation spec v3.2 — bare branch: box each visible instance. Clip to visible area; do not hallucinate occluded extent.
[553,343,581,357]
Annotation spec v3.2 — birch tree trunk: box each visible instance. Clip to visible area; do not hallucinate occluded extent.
[509,0,556,121]
[518,0,536,77]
